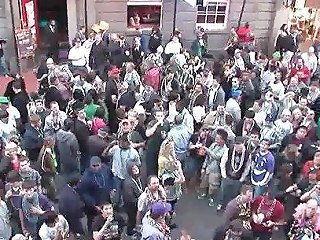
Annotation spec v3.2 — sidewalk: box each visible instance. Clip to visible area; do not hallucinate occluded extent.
[0,71,38,95]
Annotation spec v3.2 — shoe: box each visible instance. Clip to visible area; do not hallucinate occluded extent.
[208,198,215,207]
[169,223,178,229]
[197,193,206,200]
[216,204,222,211]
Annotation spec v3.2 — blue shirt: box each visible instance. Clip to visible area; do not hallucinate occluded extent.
[251,151,275,186]
[167,125,191,155]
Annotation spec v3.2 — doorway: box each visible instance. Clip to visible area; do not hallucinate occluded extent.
[36,0,68,46]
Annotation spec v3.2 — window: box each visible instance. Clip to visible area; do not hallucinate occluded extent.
[127,0,162,29]
[196,0,229,31]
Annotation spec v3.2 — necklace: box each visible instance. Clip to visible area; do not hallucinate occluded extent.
[131,177,143,194]
[231,148,246,173]
[257,197,276,220]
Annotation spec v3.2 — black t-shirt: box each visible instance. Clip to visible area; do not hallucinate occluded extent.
[189,133,213,158]
[92,213,125,240]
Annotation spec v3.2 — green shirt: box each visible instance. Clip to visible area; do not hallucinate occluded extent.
[84,103,99,120]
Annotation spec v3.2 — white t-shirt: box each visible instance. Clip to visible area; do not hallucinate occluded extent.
[39,215,69,240]
[7,105,21,127]
[68,46,86,67]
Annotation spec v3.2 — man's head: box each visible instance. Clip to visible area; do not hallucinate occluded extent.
[49,20,56,26]
[240,184,253,201]
[234,137,245,152]
[43,211,59,227]
[215,129,228,146]
[119,133,131,149]
[259,139,270,152]
[101,203,114,219]
[147,175,159,192]
[295,125,308,140]
[90,156,102,172]
[19,157,31,172]
[50,101,60,113]
[29,113,41,128]
[306,199,318,218]
[313,151,320,167]
[22,180,37,199]
[12,81,22,93]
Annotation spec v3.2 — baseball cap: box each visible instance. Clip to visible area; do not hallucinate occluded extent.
[0,96,9,104]
[151,202,172,215]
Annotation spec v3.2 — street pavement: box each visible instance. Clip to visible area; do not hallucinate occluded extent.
[0,71,38,95]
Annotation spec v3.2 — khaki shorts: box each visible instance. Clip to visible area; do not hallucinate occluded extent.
[200,172,221,194]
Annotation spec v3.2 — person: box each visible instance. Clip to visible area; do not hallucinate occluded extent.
[137,175,166,225]
[92,203,125,240]
[68,38,87,73]
[77,156,113,235]
[0,39,8,76]
[140,201,171,240]
[74,26,86,44]
[123,162,143,236]
[58,174,85,235]
[89,33,109,80]
[44,20,59,62]
[12,81,29,126]
[0,180,12,240]
[198,129,228,207]
[56,118,80,175]
[38,211,69,240]
[250,139,275,197]
[20,180,54,239]
[18,157,42,192]
[43,101,67,134]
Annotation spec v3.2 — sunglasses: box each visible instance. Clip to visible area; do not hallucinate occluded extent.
[92,164,101,167]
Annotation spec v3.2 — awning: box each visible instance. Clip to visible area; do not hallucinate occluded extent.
[305,0,320,8]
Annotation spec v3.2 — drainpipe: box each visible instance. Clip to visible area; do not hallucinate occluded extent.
[9,0,21,74]
[237,0,247,29]
[172,0,178,33]
[84,0,88,37]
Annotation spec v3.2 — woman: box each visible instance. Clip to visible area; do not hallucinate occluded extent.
[37,136,57,200]
[123,162,143,236]
[289,199,320,239]
[291,107,304,131]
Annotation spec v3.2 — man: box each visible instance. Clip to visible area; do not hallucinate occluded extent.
[251,139,275,197]
[250,188,285,240]
[219,137,251,210]
[208,78,225,111]
[68,38,87,73]
[58,174,85,235]
[198,129,228,207]
[87,126,109,161]
[43,101,67,134]
[33,98,49,128]
[290,57,311,84]
[167,113,192,162]
[145,109,170,176]
[71,102,91,172]
[0,39,8,76]
[18,157,41,192]
[74,26,86,44]
[89,33,109,80]
[137,175,166,225]
[22,114,44,162]
[92,203,125,240]
[56,118,80,175]
[12,81,29,126]
[141,202,171,240]
[77,156,113,234]
[44,76,66,110]
[38,211,69,240]
[44,20,59,62]
[109,133,140,206]
[302,150,320,181]
[20,180,54,239]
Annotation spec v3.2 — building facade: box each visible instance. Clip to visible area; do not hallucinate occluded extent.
[2,0,318,71]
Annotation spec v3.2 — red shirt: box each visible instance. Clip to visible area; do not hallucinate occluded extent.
[236,27,253,43]
[302,160,320,180]
[250,196,285,233]
[290,66,310,83]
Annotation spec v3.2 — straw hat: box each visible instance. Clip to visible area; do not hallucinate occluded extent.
[91,24,101,33]
[99,21,109,31]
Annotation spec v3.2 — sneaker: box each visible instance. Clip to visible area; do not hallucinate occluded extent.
[208,198,215,207]
[216,204,222,211]
[197,193,206,200]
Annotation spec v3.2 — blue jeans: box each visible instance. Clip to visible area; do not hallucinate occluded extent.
[0,55,8,76]
[113,176,124,206]
[217,178,241,207]
[254,185,267,197]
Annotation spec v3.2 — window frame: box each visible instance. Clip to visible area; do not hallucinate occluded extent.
[195,0,230,31]
[127,0,163,30]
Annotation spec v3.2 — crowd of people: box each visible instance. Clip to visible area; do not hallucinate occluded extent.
[0,18,320,240]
